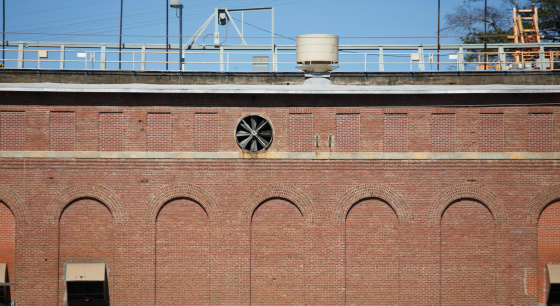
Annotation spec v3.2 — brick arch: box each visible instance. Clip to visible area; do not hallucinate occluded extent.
[239,184,315,225]
[335,184,410,224]
[428,183,508,225]
[146,183,219,223]
[0,184,27,224]
[46,184,126,225]
[528,184,560,225]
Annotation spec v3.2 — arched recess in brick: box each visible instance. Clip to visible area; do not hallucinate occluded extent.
[250,198,305,305]
[146,183,219,223]
[527,184,560,225]
[155,198,210,305]
[46,184,125,225]
[345,198,399,304]
[0,184,27,224]
[537,201,560,303]
[428,183,508,225]
[337,185,406,305]
[531,185,560,303]
[150,184,216,305]
[430,183,510,305]
[441,199,497,305]
[239,184,315,226]
[58,198,114,306]
[0,201,16,301]
[335,184,410,223]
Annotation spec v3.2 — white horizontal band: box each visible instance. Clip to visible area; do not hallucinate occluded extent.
[0,151,558,160]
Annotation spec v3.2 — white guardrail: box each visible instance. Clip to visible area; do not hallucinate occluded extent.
[1,41,559,72]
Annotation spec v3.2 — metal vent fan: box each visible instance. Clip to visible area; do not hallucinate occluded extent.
[236,115,273,152]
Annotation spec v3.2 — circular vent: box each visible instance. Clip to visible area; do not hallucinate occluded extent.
[236,115,273,152]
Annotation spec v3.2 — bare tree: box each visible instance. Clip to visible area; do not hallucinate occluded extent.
[443,0,513,43]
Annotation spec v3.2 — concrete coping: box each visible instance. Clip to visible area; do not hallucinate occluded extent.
[1,82,560,95]
[0,151,558,160]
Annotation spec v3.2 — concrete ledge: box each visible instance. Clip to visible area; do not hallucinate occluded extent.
[0,151,558,160]
[1,69,560,86]
[1,82,560,95]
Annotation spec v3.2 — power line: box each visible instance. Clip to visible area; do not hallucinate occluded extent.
[232,17,295,41]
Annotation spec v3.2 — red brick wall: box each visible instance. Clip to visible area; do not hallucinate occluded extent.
[384,113,408,152]
[99,113,123,152]
[0,203,15,298]
[156,199,209,305]
[529,113,553,152]
[0,157,556,304]
[538,201,560,303]
[336,113,360,152]
[0,95,559,305]
[0,106,557,153]
[147,113,171,152]
[431,113,455,152]
[195,113,219,152]
[251,199,304,305]
[345,198,398,304]
[289,113,313,152]
[0,112,26,150]
[50,112,75,151]
[480,113,504,152]
[59,199,113,305]
[441,200,495,305]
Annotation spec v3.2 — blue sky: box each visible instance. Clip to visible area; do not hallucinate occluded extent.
[2,0,522,71]
[3,0,514,45]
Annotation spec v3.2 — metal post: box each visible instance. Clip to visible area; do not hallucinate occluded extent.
[274,45,278,71]
[170,1,184,71]
[418,46,425,71]
[17,43,23,69]
[170,1,183,70]
[484,0,488,70]
[179,6,183,70]
[220,46,224,71]
[100,46,106,70]
[458,46,465,71]
[539,45,546,70]
[166,0,169,70]
[119,0,123,70]
[379,47,384,72]
[2,0,5,66]
[141,45,146,70]
[437,0,440,71]
[60,45,65,69]
[214,8,219,46]
[271,7,275,56]
[498,45,506,70]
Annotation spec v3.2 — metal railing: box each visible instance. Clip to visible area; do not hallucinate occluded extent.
[1,41,559,72]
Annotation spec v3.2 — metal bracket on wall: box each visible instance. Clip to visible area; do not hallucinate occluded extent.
[328,135,333,148]
[315,135,319,147]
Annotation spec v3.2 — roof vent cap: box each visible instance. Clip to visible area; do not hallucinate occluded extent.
[296,34,339,73]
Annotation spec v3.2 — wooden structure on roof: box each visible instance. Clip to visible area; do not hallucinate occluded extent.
[508,2,558,69]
